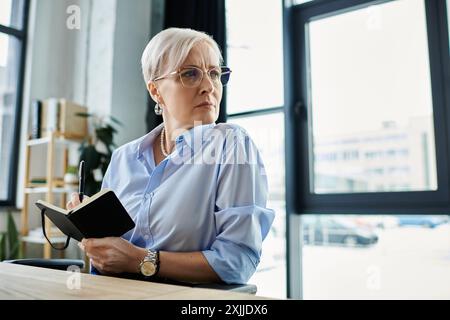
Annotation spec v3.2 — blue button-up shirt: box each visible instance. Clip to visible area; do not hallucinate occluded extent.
[98,122,275,284]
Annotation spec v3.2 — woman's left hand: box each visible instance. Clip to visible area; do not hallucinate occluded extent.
[78,237,146,275]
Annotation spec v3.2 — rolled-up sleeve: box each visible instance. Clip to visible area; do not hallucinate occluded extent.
[202,127,275,284]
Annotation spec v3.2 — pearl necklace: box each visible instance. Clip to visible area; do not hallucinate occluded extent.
[160,127,170,157]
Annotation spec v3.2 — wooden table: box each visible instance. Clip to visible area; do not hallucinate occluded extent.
[0,262,269,300]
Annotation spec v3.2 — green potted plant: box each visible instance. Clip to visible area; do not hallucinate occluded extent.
[64,165,79,185]
[76,113,122,196]
[0,211,20,261]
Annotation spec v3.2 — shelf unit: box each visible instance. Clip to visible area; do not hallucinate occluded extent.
[21,131,85,258]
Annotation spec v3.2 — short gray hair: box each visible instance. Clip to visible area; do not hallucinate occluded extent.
[141,27,223,84]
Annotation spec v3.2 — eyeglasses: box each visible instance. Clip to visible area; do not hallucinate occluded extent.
[153,66,232,88]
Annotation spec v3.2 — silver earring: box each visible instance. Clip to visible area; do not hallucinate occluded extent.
[154,103,163,116]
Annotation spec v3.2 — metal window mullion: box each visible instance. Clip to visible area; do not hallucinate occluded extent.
[2,0,30,206]
[226,106,285,119]
[0,24,25,39]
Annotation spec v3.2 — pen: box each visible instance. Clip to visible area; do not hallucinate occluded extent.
[78,160,85,203]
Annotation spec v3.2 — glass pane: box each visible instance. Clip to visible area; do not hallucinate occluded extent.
[448,0,450,51]
[0,0,25,30]
[0,34,21,200]
[229,112,286,298]
[293,0,314,5]
[302,214,450,299]
[226,0,284,114]
[308,0,437,194]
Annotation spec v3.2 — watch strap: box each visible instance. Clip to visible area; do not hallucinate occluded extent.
[140,249,160,277]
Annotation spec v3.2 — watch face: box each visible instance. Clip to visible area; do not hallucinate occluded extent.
[141,261,156,276]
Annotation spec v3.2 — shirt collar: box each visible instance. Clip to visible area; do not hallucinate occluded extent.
[136,122,164,160]
[176,122,216,150]
[136,122,216,159]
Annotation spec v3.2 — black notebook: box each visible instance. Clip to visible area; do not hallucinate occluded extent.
[35,189,135,242]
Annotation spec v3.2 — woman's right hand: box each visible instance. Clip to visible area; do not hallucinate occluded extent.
[66,192,90,210]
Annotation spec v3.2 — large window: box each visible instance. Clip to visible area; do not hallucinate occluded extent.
[292,0,450,215]
[309,0,436,194]
[0,0,28,205]
[226,0,286,298]
[301,213,450,299]
[288,0,450,299]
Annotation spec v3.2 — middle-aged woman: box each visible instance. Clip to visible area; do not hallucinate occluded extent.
[68,27,275,284]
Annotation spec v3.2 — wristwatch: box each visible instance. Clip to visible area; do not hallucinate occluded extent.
[139,249,160,277]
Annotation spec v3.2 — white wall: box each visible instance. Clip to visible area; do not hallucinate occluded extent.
[111,0,151,146]
[26,0,90,105]
[85,0,116,118]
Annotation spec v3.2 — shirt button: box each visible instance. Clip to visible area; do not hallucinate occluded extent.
[144,234,150,240]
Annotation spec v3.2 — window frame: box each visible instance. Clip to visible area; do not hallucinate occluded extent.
[288,0,450,215]
[0,0,30,207]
